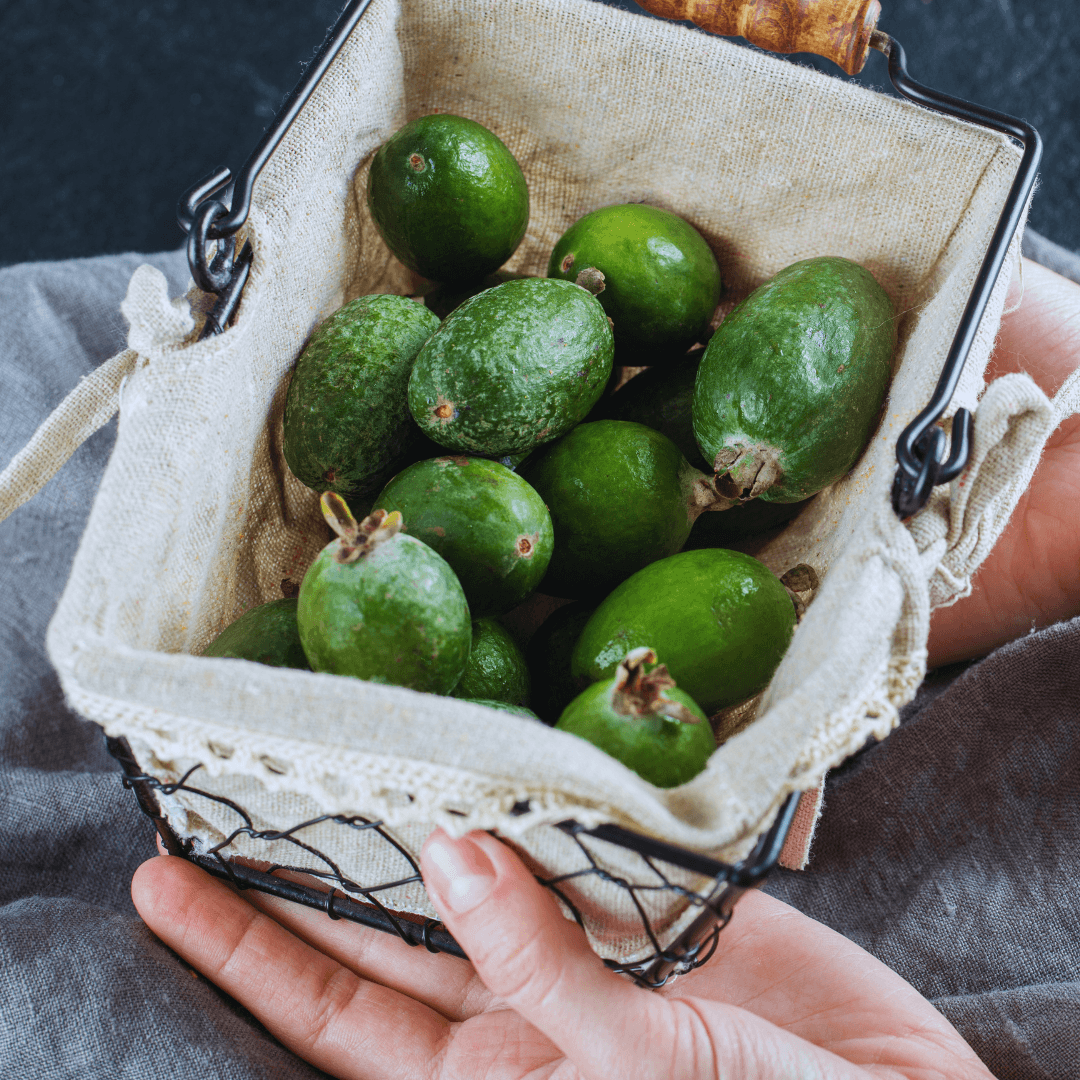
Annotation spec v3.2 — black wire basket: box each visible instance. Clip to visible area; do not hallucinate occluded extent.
[110,0,1040,987]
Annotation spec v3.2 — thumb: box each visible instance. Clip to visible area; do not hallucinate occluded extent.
[421,829,663,1075]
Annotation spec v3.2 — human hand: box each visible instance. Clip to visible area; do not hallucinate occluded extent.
[928,258,1080,667]
[132,830,992,1078]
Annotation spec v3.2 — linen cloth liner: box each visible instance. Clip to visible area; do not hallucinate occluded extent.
[0,0,1066,960]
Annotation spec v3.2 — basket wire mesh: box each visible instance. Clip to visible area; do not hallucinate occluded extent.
[109,734,798,987]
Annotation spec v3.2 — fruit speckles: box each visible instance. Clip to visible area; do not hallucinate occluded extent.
[408,277,613,457]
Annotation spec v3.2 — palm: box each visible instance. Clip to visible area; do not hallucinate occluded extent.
[928,260,1080,666]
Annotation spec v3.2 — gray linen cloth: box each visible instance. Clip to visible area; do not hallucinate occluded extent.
[1,240,1078,1079]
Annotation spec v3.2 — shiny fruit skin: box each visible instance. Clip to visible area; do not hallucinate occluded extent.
[203,598,310,670]
[451,618,530,705]
[547,204,721,364]
[692,256,895,503]
[523,420,699,599]
[298,532,470,693]
[408,277,613,458]
[366,114,529,283]
[571,549,795,712]
[374,455,553,617]
[283,295,440,500]
[556,680,713,788]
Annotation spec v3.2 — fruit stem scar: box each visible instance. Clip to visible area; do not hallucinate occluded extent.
[408,153,426,171]
[321,495,404,564]
[433,397,456,421]
[575,267,606,295]
[560,253,575,273]
[515,533,537,557]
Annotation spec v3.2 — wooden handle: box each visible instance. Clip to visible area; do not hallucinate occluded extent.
[637,0,881,75]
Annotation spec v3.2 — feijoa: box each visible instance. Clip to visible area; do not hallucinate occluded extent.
[571,548,795,713]
[283,295,440,500]
[298,495,470,693]
[203,598,310,670]
[522,421,731,599]
[557,647,714,787]
[525,601,597,724]
[374,455,553,617]
[547,204,721,364]
[408,277,613,457]
[367,114,529,283]
[451,618,530,705]
[692,256,896,503]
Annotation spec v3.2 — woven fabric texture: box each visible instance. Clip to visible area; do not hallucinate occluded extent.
[0,0,1067,959]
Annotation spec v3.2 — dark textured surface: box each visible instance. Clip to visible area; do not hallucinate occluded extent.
[0,0,1076,266]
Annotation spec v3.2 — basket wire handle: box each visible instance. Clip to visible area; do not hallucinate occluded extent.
[176,0,375,339]
[871,31,1042,517]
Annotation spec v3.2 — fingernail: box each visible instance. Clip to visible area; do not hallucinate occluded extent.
[424,832,496,914]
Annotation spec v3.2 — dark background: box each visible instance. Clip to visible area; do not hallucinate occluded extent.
[1,0,1076,267]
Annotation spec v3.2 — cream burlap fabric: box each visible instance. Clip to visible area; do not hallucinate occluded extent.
[1,0,1067,962]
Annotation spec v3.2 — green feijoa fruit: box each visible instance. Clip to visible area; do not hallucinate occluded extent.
[374,455,553,617]
[367,114,529,283]
[408,277,614,458]
[425,270,531,321]
[203,598,310,670]
[682,495,814,551]
[522,421,732,599]
[571,548,795,713]
[592,355,708,471]
[451,618,530,704]
[525,601,597,725]
[557,647,714,788]
[298,495,470,693]
[692,256,896,504]
[547,204,721,365]
[283,295,440,500]
[459,698,541,720]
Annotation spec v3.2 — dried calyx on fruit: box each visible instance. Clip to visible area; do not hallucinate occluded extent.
[610,647,700,724]
[321,493,403,565]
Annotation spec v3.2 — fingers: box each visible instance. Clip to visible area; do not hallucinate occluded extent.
[243,884,496,1023]
[421,829,667,1077]
[132,855,450,1080]
[151,835,494,1022]
[927,258,1080,667]
[987,258,1080,397]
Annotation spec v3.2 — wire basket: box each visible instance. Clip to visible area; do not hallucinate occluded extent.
[109,734,798,987]
[103,0,1039,983]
